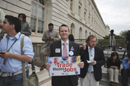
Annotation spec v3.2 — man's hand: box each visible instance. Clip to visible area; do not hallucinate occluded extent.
[46,63,51,70]
[90,60,96,65]
[82,42,86,50]
[50,37,54,40]
[115,66,118,69]
[78,62,84,68]
[110,66,118,69]
[47,37,54,40]
[127,58,130,63]
[128,60,130,63]
[0,52,10,59]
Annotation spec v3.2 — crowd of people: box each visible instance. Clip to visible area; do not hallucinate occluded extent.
[0,8,130,86]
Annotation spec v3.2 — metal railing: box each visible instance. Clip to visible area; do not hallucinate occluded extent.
[96,39,126,50]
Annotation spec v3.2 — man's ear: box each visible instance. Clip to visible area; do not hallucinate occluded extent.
[10,24,15,30]
[11,24,15,28]
[68,31,70,35]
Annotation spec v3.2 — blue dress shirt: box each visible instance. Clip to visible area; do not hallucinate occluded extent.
[123,57,130,69]
[88,46,95,72]
[0,32,34,73]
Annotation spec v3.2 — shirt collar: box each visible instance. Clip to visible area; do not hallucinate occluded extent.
[61,40,69,45]
[6,32,21,40]
[49,30,53,33]
[88,46,94,50]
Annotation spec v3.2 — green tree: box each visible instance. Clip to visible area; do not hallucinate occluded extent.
[120,30,129,38]
[103,35,124,39]
[115,35,124,39]
[103,35,109,39]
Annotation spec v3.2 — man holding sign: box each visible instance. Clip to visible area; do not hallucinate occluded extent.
[46,24,84,86]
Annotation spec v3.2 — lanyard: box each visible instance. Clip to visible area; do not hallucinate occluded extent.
[6,34,21,52]
[3,34,21,65]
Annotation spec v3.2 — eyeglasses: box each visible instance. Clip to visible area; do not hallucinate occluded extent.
[90,41,97,43]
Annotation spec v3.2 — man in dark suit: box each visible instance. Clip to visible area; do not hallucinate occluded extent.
[80,35,105,86]
[46,24,84,86]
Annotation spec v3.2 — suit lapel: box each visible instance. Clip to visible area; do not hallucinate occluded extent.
[69,41,72,52]
[51,30,54,36]
[69,41,75,56]
[69,41,71,56]
[86,45,89,60]
[47,30,50,37]
[59,40,62,56]
[94,47,96,60]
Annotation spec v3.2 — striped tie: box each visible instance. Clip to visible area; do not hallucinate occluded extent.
[88,48,93,72]
[63,42,67,56]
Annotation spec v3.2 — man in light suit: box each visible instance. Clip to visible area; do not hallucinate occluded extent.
[80,35,105,86]
[40,23,59,70]
[46,24,84,86]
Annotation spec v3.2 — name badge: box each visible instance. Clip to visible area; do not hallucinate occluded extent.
[71,46,74,51]
[55,48,60,53]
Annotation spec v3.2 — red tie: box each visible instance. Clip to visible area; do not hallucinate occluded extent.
[63,42,68,56]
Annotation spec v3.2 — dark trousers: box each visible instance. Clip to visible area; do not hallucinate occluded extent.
[0,69,29,86]
[0,73,23,86]
[52,76,74,86]
[121,69,130,86]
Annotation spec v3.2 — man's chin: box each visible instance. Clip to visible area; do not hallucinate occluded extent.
[2,31,6,33]
[61,37,68,40]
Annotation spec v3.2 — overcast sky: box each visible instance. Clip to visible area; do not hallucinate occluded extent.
[94,0,130,35]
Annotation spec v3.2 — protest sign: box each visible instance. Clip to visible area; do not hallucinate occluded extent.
[47,56,80,76]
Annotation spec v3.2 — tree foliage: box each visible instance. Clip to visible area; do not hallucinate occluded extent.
[103,35,124,39]
[120,30,129,38]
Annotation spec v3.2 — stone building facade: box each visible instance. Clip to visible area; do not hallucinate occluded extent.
[0,0,110,42]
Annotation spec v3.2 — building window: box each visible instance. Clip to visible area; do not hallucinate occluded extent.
[88,13,90,24]
[31,0,45,33]
[84,12,86,21]
[70,0,73,11]
[79,27,82,39]
[38,0,44,5]
[78,6,81,16]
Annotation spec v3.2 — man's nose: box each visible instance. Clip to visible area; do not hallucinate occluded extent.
[1,24,4,28]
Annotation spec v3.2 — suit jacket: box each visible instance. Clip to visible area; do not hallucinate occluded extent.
[42,30,59,48]
[50,40,79,86]
[79,45,105,81]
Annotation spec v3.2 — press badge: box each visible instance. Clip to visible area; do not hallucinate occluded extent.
[55,48,60,53]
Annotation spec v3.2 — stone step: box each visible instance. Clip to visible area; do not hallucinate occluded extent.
[37,69,51,86]
[28,64,130,86]
[28,65,51,86]
[100,73,122,86]
[40,80,51,86]
[100,66,130,86]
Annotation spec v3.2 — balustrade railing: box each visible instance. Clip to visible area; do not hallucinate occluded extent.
[32,39,126,58]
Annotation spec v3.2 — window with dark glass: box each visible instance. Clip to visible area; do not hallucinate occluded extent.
[31,0,45,33]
